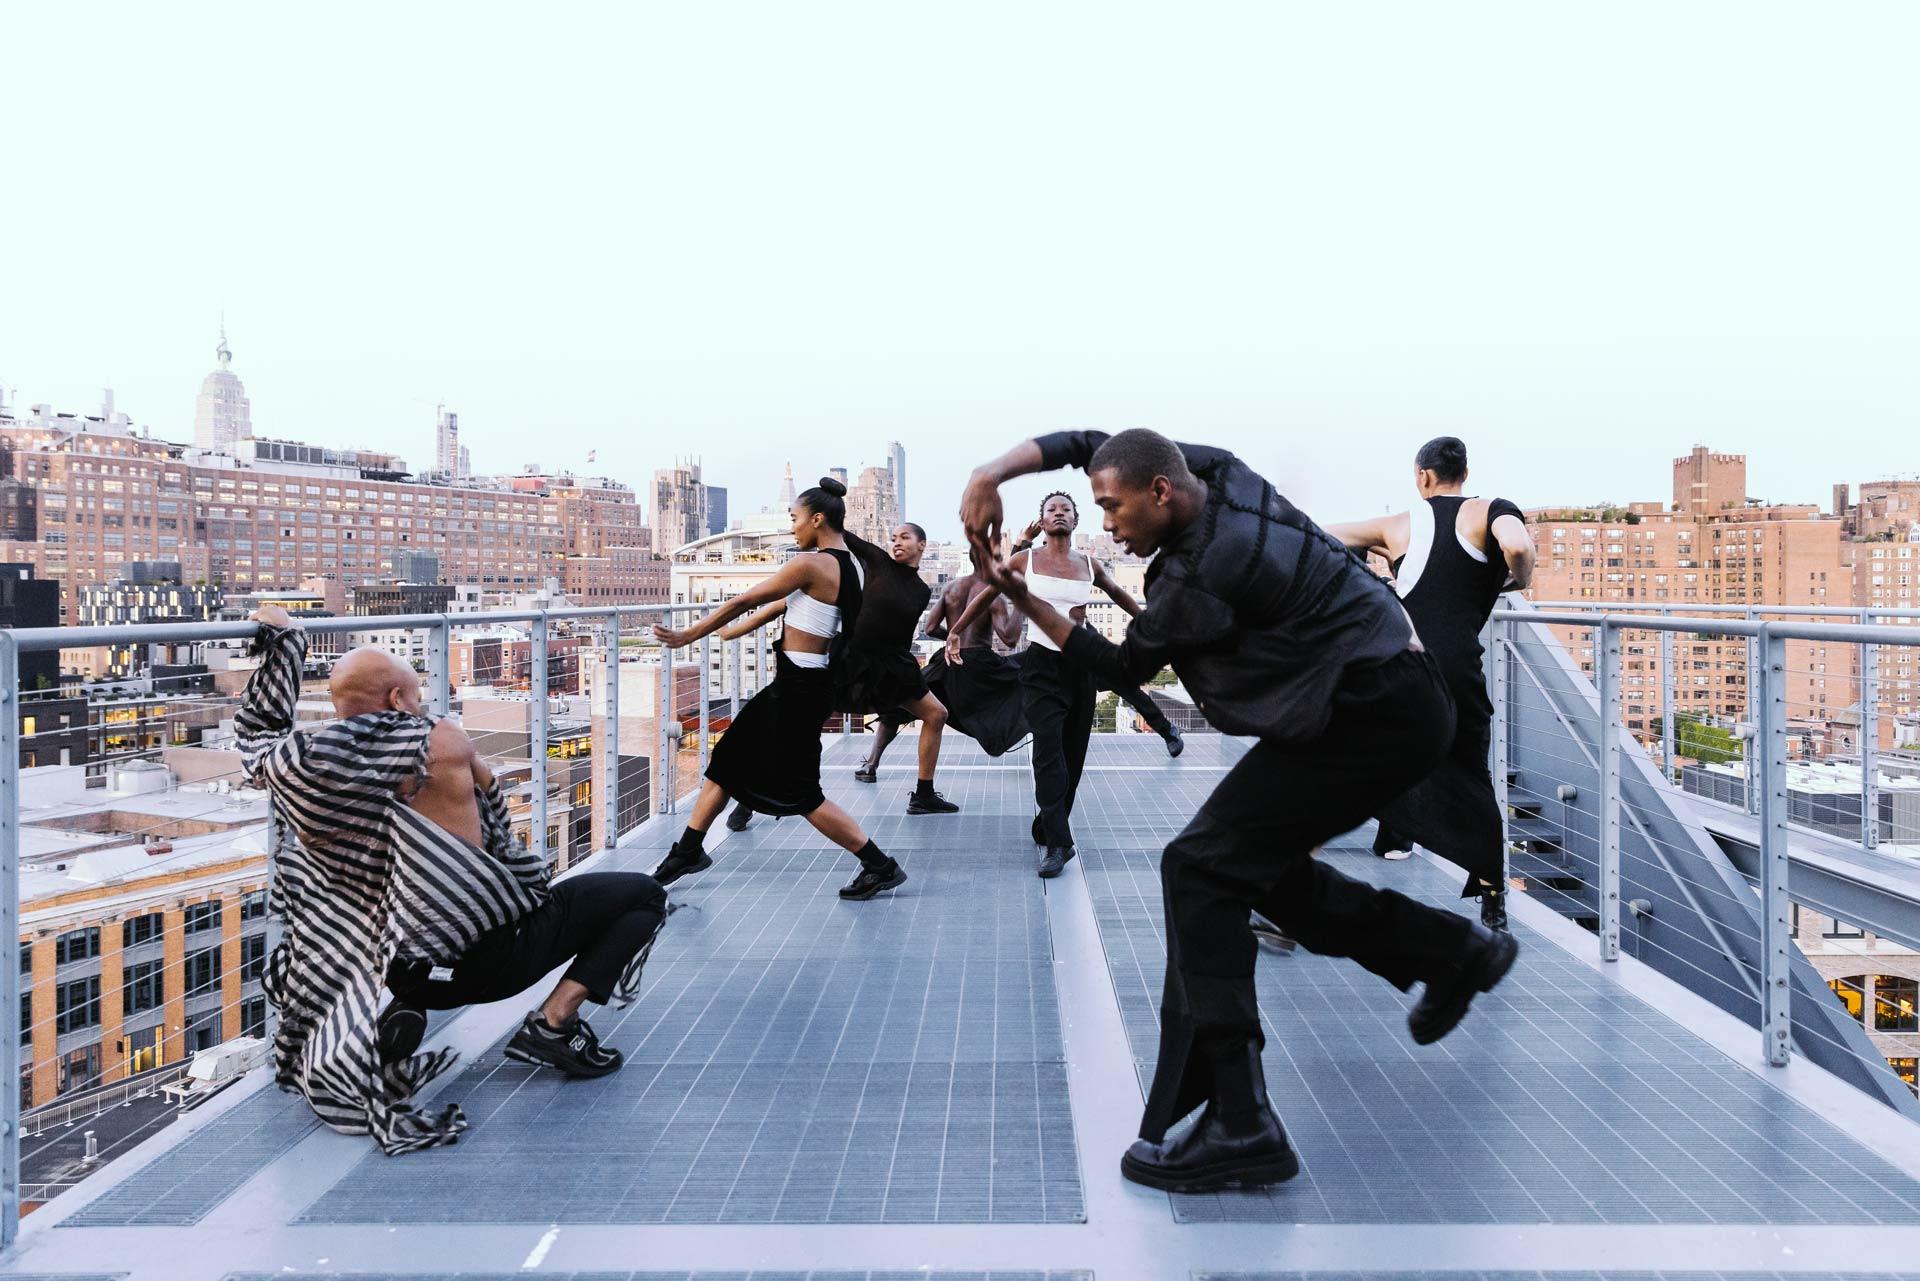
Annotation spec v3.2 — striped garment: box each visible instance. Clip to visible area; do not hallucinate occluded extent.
[236,625,553,1153]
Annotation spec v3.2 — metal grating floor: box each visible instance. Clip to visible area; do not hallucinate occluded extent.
[295,751,1082,1225]
[1078,789,1920,1225]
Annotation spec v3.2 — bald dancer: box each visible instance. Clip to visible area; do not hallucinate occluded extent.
[239,607,667,1149]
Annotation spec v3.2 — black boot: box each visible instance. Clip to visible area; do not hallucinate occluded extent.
[1037,845,1075,879]
[839,841,908,900]
[652,832,713,886]
[1409,921,1520,1045]
[1120,1041,1299,1192]
[725,801,754,832]
[1480,887,1509,932]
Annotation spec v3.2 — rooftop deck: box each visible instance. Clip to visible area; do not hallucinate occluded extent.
[10,734,1920,1279]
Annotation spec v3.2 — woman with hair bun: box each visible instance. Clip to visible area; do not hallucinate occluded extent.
[650,477,907,901]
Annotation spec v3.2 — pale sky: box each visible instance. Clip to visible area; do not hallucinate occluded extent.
[4,3,1915,541]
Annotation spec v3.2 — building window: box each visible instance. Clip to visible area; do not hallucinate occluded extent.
[54,927,101,966]
[1830,975,1867,1021]
[241,997,269,1039]
[125,958,165,1014]
[184,946,223,998]
[184,901,223,934]
[59,1043,103,1097]
[19,992,31,1045]
[55,976,102,1033]
[1826,920,1866,940]
[1876,977,1919,1033]
[241,935,267,982]
[19,943,30,974]
[1889,1057,1918,1097]
[122,912,165,948]
[241,891,268,922]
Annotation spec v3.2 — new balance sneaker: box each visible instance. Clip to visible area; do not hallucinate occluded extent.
[504,1011,623,1078]
[652,838,713,887]
[839,859,908,900]
[907,789,960,815]
[375,1000,427,1065]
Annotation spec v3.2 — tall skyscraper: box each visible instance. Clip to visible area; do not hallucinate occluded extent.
[778,462,797,510]
[435,406,461,476]
[192,324,252,452]
[887,440,906,520]
[847,464,899,544]
[705,485,729,536]
[651,460,709,554]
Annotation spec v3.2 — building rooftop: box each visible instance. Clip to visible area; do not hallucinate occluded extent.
[10,735,1920,1278]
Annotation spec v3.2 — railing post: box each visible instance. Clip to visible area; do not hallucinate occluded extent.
[425,615,451,717]
[1660,627,1676,782]
[604,612,621,850]
[698,633,712,780]
[1489,616,1511,876]
[530,615,550,865]
[1745,613,1761,816]
[1597,619,1622,962]
[657,624,672,816]
[1,636,20,1247]
[728,636,741,721]
[1760,625,1792,1067]
[1862,639,1880,850]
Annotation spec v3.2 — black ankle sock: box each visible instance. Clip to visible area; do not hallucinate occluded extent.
[854,840,892,872]
[914,777,935,797]
[680,825,707,853]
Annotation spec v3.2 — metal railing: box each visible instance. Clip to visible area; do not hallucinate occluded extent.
[1491,601,1920,1093]
[0,599,829,1246]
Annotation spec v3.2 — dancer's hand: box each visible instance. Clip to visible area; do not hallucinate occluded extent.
[1018,518,1043,548]
[945,631,964,666]
[653,622,693,649]
[960,469,1005,569]
[251,604,298,630]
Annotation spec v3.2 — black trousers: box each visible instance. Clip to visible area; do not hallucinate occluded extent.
[1373,672,1504,897]
[1020,645,1096,848]
[386,872,667,1009]
[1111,681,1176,739]
[1141,649,1479,1142]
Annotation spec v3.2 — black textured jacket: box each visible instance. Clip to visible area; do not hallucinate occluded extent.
[1039,430,1413,744]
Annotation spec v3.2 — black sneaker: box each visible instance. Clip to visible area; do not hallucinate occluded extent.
[907,789,960,815]
[1038,845,1075,879]
[1409,924,1520,1045]
[854,764,878,784]
[504,1011,623,1078]
[1165,728,1185,758]
[725,802,754,832]
[839,859,908,900]
[1480,889,1509,932]
[652,839,713,886]
[375,1000,427,1065]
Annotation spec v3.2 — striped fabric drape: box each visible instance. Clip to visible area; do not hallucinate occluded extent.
[236,626,551,1153]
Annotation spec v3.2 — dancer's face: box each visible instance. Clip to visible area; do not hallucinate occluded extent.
[790,500,821,549]
[1089,468,1175,556]
[1040,495,1078,537]
[889,525,925,566]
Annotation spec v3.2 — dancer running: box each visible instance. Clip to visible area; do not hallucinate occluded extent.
[236,607,666,1153]
[948,492,1182,878]
[1326,435,1535,929]
[962,428,1517,1193]
[652,478,908,901]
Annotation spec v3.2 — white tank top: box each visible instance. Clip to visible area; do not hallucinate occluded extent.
[1025,550,1095,651]
[781,552,864,668]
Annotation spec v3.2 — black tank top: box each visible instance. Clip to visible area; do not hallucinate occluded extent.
[1388,495,1521,690]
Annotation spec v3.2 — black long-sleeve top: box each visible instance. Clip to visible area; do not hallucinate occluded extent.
[843,530,932,653]
[1038,431,1413,744]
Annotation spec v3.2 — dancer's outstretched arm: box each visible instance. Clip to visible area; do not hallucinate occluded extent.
[653,555,822,649]
[1324,513,1403,558]
[719,601,786,641]
[943,556,1027,664]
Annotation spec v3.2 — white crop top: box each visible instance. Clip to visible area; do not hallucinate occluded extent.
[781,552,864,668]
[1025,551,1096,652]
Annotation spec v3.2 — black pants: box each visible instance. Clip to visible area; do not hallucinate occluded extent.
[1373,672,1504,897]
[386,872,667,1009]
[1141,649,1478,1141]
[1020,645,1096,848]
[1111,681,1177,739]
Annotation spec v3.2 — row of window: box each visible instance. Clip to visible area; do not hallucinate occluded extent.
[35,938,268,1039]
[40,894,268,969]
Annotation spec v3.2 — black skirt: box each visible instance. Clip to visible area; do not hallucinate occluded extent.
[706,651,837,817]
[837,645,930,717]
[936,646,1031,757]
